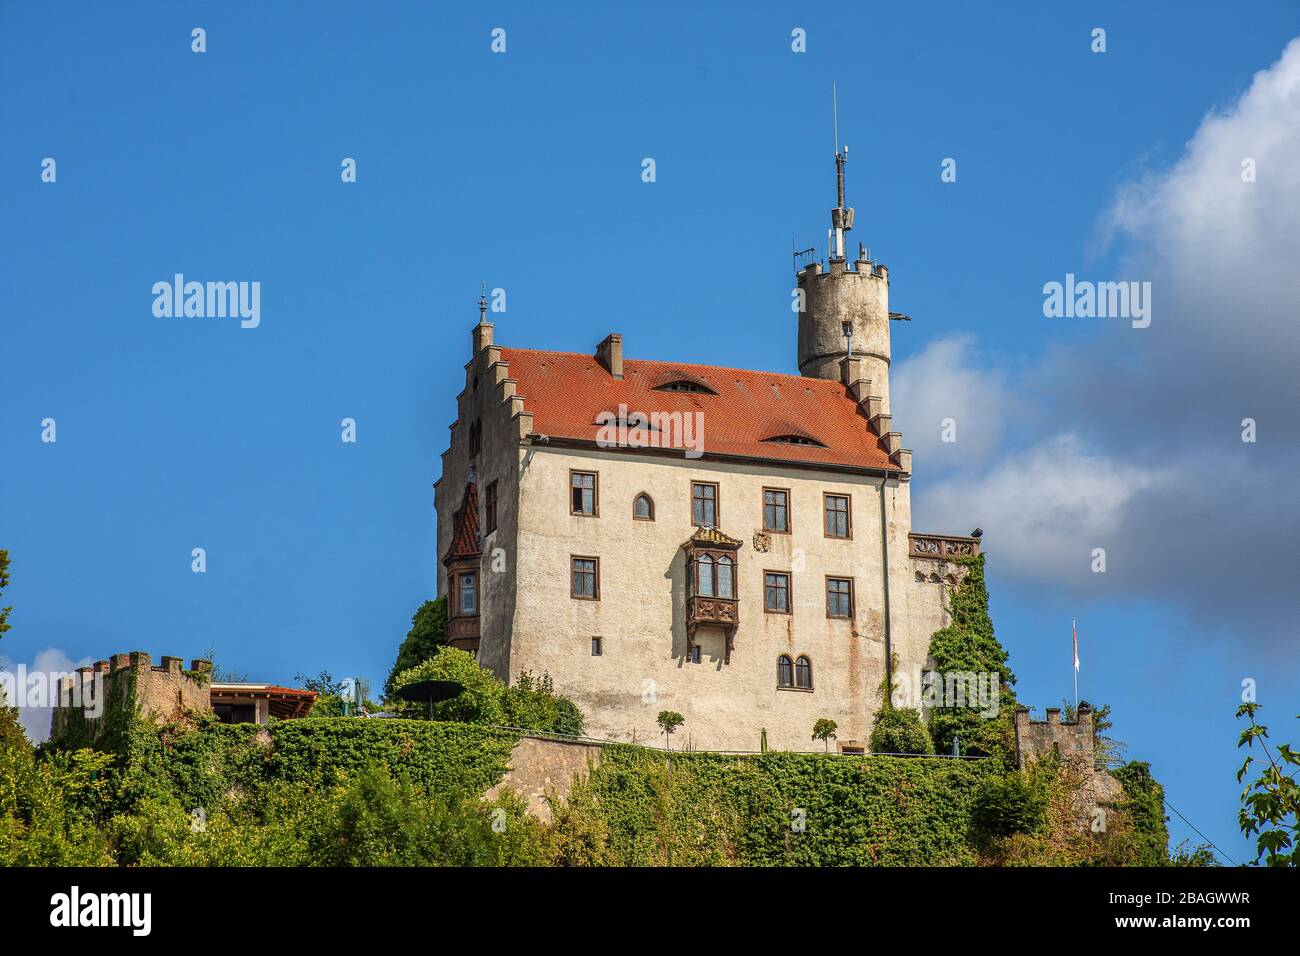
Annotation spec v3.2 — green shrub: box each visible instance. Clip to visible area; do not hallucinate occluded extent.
[391,648,508,724]
[503,672,585,737]
[971,772,1049,842]
[870,707,934,755]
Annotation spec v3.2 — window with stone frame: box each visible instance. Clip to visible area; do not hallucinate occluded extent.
[571,556,599,599]
[571,471,598,516]
[824,493,851,538]
[456,571,478,616]
[763,488,790,533]
[692,481,718,528]
[826,576,853,618]
[795,655,813,689]
[764,571,790,613]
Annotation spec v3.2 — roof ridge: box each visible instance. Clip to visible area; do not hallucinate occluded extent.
[499,345,845,387]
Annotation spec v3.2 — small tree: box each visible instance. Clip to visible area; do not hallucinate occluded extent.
[657,711,684,751]
[812,718,838,753]
[385,597,449,696]
[1236,703,1299,866]
[0,549,12,644]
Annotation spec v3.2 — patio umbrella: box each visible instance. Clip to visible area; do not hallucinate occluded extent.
[391,679,465,719]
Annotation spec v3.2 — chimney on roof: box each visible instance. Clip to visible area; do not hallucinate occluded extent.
[596,333,623,379]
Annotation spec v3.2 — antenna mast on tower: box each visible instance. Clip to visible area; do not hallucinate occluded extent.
[830,82,854,260]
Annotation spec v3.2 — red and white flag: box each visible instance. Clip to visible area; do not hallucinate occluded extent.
[1072,620,1080,673]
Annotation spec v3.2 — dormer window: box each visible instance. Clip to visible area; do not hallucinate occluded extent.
[763,434,826,448]
[654,379,717,395]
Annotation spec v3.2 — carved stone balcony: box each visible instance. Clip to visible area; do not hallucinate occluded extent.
[687,595,738,632]
[908,532,980,560]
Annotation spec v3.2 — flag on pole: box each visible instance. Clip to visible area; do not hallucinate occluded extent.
[1073,620,1079,672]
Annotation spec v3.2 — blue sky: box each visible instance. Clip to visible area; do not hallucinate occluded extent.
[3,1,1299,863]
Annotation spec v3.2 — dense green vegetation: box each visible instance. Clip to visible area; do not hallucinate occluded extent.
[925,555,1018,765]
[0,556,1195,867]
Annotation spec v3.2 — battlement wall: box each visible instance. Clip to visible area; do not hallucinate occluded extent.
[51,651,213,743]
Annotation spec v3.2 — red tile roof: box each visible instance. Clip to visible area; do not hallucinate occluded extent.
[500,348,898,472]
[443,482,481,565]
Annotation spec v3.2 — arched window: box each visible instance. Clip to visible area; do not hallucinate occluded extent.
[716,555,734,599]
[795,656,813,689]
[634,493,654,520]
[777,655,793,688]
[697,554,714,597]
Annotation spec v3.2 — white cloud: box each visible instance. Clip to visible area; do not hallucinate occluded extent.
[915,434,1167,585]
[1,647,91,744]
[902,40,1300,648]
[892,335,1011,473]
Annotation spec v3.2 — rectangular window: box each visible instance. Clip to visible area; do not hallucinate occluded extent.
[485,481,498,534]
[571,471,597,516]
[689,645,701,664]
[692,482,718,528]
[763,488,789,533]
[591,636,603,656]
[826,577,854,618]
[458,572,478,616]
[571,556,599,600]
[824,493,851,538]
[764,571,790,613]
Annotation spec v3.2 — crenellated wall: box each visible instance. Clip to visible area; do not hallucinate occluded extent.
[50,651,213,744]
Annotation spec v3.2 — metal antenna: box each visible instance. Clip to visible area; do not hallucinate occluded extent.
[833,81,839,154]
[829,82,853,260]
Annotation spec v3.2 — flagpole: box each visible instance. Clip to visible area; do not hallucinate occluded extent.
[1073,619,1078,709]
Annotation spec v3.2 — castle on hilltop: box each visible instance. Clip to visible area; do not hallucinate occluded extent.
[434,145,979,752]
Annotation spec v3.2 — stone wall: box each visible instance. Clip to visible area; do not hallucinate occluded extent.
[1014,702,1123,822]
[52,651,212,743]
[508,443,950,753]
[486,735,603,823]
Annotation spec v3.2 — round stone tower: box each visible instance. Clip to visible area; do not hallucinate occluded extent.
[796,146,894,412]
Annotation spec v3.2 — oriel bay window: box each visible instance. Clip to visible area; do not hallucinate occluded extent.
[690,553,735,599]
[442,482,482,653]
[681,526,742,664]
[446,566,482,652]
